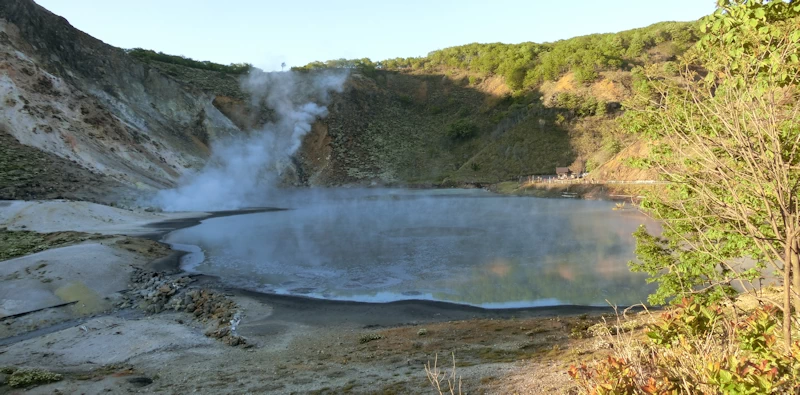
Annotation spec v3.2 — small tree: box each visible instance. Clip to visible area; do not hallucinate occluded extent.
[625,0,800,348]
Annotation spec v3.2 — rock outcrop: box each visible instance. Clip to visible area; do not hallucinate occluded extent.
[0,0,241,200]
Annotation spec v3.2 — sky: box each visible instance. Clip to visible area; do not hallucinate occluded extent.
[35,0,716,71]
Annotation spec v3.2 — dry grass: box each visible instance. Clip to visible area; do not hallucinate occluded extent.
[62,133,78,152]
[540,71,632,106]
[425,353,462,395]
[589,140,660,181]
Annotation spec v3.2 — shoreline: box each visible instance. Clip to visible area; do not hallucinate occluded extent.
[141,207,286,272]
[145,204,646,324]
[233,288,642,328]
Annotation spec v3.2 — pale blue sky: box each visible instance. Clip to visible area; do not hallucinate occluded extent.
[36,0,716,71]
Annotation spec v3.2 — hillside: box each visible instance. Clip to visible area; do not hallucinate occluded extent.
[152,21,700,187]
[0,0,691,203]
[144,22,697,186]
[0,0,240,202]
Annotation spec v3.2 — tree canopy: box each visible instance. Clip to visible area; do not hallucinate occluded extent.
[126,48,253,74]
[299,21,699,90]
[624,0,800,347]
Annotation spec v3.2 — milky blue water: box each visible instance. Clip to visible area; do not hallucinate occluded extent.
[165,189,657,308]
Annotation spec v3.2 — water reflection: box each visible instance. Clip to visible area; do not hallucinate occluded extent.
[164,189,658,308]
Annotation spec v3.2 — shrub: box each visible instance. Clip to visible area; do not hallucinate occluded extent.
[661,61,679,76]
[8,368,63,388]
[602,136,622,156]
[569,298,800,394]
[573,66,598,84]
[445,119,478,141]
[584,159,598,173]
[359,333,383,344]
[397,95,414,105]
[505,66,527,90]
[595,101,608,117]
[554,93,605,118]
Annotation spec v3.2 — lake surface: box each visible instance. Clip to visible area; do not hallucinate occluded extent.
[164,189,658,308]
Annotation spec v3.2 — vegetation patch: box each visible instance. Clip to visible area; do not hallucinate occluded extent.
[553,92,607,118]
[471,347,540,364]
[141,61,247,99]
[0,132,114,202]
[126,48,252,74]
[300,22,697,92]
[7,368,63,388]
[570,298,800,394]
[0,230,98,261]
[359,333,383,344]
[568,1,800,393]
[444,119,478,141]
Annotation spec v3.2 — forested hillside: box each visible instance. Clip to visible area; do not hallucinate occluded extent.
[299,22,698,90]
[130,22,700,186]
[290,22,699,184]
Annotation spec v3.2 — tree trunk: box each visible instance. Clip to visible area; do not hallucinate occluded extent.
[784,242,793,353]
[793,238,800,318]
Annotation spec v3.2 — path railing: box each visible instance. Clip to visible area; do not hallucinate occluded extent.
[518,176,667,186]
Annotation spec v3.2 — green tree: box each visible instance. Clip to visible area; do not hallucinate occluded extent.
[625,33,646,59]
[625,0,800,348]
[504,66,527,90]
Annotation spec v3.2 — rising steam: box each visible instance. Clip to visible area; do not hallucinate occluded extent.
[152,70,348,211]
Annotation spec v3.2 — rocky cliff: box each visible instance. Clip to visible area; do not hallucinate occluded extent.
[0,0,240,201]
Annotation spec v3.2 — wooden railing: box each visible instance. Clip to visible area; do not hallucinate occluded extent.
[518,176,666,185]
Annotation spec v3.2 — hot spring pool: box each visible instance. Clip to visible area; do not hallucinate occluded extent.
[164,189,657,308]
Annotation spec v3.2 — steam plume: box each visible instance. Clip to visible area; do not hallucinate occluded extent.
[152,70,347,211]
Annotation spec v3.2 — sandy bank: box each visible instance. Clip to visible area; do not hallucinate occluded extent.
[0,200,206,236]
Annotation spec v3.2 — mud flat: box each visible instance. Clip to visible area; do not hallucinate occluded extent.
[0,200,628,394]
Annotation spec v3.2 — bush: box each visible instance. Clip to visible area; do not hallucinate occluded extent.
[359,333,383,344]
[569,298,800,394]
[554,93,605,118]
[8,368,63,388]
[573,66,598,83]
[397,95,414,105]
[602,136,622,155]
[661,61,679,76]
[595,101,608,117]
[445,119,478,141]
[505,66,527,90]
